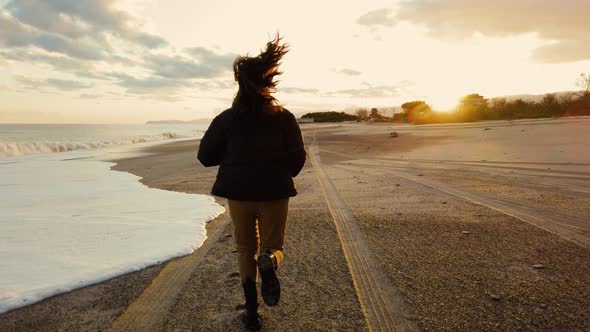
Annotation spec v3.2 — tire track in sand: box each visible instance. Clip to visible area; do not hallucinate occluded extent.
[308,142,419,332]
[337,161,590,250]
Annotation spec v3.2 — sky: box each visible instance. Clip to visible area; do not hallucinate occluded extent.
[1,0,589,123]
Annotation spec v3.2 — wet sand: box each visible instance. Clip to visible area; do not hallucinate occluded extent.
[2,117,590,331]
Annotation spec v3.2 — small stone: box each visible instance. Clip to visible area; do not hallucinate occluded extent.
[462,231,470,235]
[490,294,501,301]
[484,127,492,130]
[418,174,424,177]
[539,303,547,309]
[442,201,447,204]
[395,184,400,186]
[533,264,545,269]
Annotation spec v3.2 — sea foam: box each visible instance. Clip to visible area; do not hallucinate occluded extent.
[0,147,224,314]
[0,131,188,157]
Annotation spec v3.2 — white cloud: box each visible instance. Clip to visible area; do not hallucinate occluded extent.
[357,8,394,28]
[378,0,590,63]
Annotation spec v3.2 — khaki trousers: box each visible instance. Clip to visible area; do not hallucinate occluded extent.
[228,199,289,283]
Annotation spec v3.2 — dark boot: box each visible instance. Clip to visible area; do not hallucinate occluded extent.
[257,251,281,306]
[242,278,261,331]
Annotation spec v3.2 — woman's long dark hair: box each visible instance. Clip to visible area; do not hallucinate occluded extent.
[232,34,288,113]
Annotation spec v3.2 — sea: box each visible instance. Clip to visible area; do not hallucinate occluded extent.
[0,123,225,314]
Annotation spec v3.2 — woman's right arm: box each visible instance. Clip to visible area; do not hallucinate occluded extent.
[283,112,306,177]
[197,115,226,167]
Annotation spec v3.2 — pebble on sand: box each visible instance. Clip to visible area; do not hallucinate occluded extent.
[490,294,501,301]
[462,231,470,235]
[533,264,545,269]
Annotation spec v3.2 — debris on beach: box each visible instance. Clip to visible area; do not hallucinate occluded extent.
[484,127,492,130]
[490,294,501,301]
[389,132,399,138]
[461,231,470,235]
[533,264,545,269]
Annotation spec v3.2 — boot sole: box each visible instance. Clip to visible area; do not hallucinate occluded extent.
[257,254,280,306]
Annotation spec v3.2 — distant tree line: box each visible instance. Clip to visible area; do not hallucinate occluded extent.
[398,73,590,124]
[410,92,590,124]
[304,73,590,125]
[301,111,358,122]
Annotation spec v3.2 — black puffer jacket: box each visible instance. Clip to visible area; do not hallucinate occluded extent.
[197,108,306,201]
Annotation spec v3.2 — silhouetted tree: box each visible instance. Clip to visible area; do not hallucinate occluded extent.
[355,108,369,121]
[577,72,590,95]
[400,101,432,123]
[460,94,487,108]
[370,108,380,118]
[301,111,357,122]
[490,98,507,108]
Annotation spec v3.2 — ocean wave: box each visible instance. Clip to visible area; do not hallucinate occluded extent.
[0,131,201,157]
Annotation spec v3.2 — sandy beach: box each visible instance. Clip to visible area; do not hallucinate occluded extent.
[2,117,590,331]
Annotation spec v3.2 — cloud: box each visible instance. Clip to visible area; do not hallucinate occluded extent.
[330,85,402,98]
[0,50,94,71]
[79,93,101,99]
[0,12,106,60]
[5,0,167,49]
[384,0,590,63]
[14,76,43,89]
[105,72,190,95]
[0,1,239,100]
[280,87,320,94]
[335,68,362,76]
[145,49,236,79]
[15,76,93,90]
[185,47,236,65]
[46,78,93,90]
[0,0,168,63]
[357,8,394,28]
[192,80,235,90]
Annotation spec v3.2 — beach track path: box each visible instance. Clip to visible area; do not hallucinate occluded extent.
[308,141,419,332]
[108,204,231,332]
[335,160,590,250]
